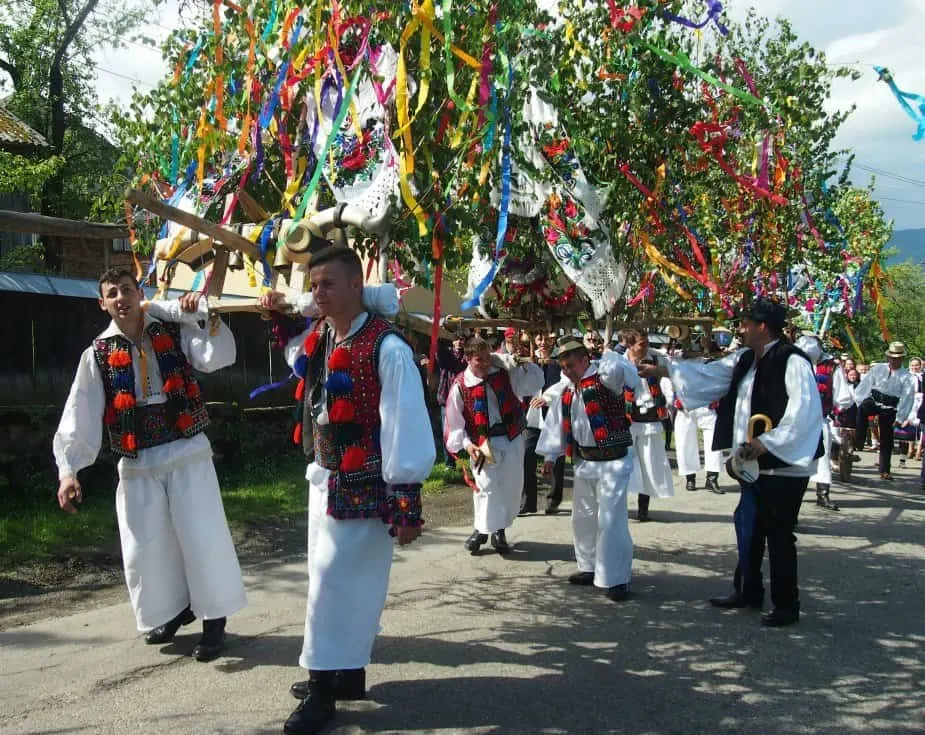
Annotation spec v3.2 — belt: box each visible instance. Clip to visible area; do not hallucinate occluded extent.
[488,424,509,438]
[577,445,629,462]
[871,389,899,409]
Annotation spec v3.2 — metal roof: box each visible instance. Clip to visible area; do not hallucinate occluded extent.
[0,271,250,302]
[0,107,48,151]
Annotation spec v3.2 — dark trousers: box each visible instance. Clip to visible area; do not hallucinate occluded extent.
[856,400,897,473]
[736,475,808,612]
[522,428,565,511]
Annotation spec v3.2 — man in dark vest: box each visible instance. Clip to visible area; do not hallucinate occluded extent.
[646,299,824,627]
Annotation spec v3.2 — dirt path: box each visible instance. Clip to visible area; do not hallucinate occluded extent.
[0,483,476,630]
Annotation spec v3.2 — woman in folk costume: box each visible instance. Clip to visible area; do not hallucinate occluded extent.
[260,246,435,735]
[537,338,649,602]
[622,329,675,521]
[54,269,246,662]
[444,336,544,555]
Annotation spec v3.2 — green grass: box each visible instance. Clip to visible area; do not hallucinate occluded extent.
[0,454,466,570]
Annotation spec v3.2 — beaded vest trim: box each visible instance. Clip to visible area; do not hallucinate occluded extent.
[562,374,632,461]
[455,369,526,446]
[93,321,209,459]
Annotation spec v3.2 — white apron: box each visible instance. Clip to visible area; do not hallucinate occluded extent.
[470,434,526,534]
[628,422,675,498]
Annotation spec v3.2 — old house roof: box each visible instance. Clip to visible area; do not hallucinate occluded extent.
[0,106,49,153]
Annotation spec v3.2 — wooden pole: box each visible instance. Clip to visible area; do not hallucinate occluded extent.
[0,209,128,240]
[125,189,262,261]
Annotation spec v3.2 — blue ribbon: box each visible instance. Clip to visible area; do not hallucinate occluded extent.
[183,35,205,79]
[662,1,729,36]
[875,66,925,140]
[249,376,293,400]
[258,218,277,286]
[462,60,514,310]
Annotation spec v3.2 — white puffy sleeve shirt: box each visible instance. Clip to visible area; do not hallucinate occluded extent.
[669,345,822,476]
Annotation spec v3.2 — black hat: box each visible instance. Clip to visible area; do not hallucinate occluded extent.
[743,298,787,330]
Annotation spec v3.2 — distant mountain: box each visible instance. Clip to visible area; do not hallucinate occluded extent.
[886,229,925,265]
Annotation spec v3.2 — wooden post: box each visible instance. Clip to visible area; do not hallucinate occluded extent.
[604,313,614,346]
[125,189,262,261]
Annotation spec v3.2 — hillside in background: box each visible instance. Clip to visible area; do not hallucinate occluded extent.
[887,229,925,265]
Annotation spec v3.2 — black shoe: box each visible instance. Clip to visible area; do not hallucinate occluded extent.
[464,530,488,554]
[709,593,763,610]
[761,608,799,627]
[518,505,537,516]
[685,474,697,492]
[491,530,511,555]
[568,571,595,586]
[144,606,195,644]
[192,617,226,662]
[291,668,366,701]
[544,503,560,515]
[284,673,336,734]
[606,584,631,602]
[637,510,651,522]
[706,473,723,494]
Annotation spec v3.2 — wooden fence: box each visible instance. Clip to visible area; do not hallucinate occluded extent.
[0,291,299,408]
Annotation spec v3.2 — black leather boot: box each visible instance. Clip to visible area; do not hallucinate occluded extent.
[291,668,365,701]
[637,494,651,522]
[192,617,226,661]
[284,670,337,734]
[816,483,839,511]
[706,472,723,494]
[685,474,697,491]
[144,605,195,644]
[490,529,511,555]
[464,530,488,554]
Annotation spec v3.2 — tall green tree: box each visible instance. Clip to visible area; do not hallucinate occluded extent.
[0,0,158,269]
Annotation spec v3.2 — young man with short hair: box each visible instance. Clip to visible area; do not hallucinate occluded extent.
[54,268,246,660]
[259,246,435,735]
[444,336,543,554]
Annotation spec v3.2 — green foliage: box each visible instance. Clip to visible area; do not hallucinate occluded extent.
[0,151,64,202]
[845,263,925,361]
[0,240,46,272]
[0,1,161,229]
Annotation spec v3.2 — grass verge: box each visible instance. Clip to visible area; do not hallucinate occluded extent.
[0,454,465,571]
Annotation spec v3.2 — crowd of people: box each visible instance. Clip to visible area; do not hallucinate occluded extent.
[51,256,923,735]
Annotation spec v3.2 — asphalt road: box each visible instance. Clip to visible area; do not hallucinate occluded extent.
[2,457,924,734]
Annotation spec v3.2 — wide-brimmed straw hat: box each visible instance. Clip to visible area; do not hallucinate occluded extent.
[886,341,907,358]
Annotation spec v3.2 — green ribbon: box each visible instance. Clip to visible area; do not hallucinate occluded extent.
[277,57,366,249]
[643,42,772,111]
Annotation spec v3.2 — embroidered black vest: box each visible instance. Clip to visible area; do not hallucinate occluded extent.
[454,369,526,445]
[562,374,632,461]
[713,342,824,469]
[298,314,424,527]
[93,321,209,459]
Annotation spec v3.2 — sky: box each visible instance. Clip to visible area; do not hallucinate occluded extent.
[91,0,925,231]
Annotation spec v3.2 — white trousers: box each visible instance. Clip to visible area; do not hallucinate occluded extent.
[116,444,247,632]
[628,423,675,498]
[674,408,723,476]
[572,451,634,588]
[471,434,525,534]
[810,420,833,485]
[300,467,394,671]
